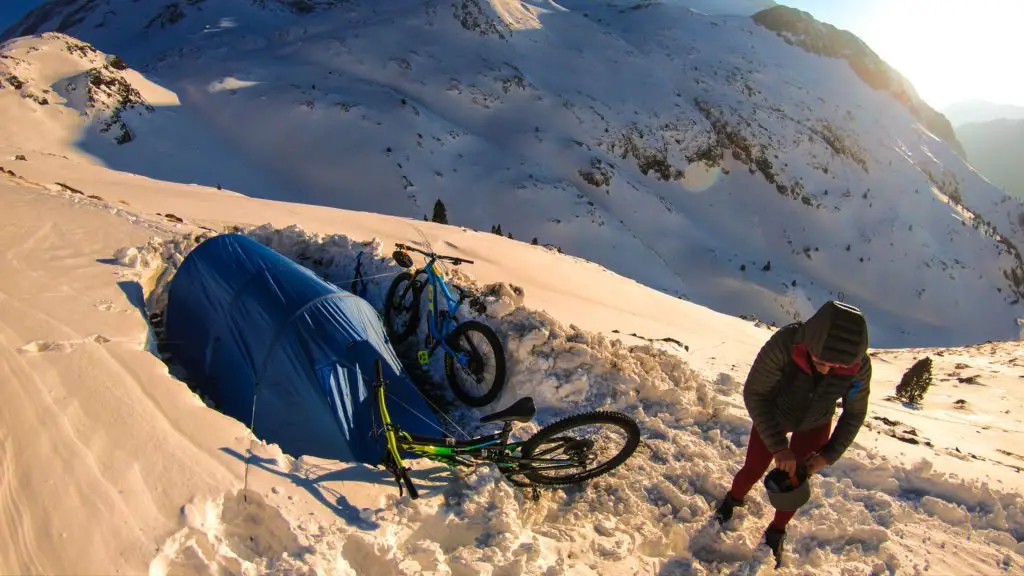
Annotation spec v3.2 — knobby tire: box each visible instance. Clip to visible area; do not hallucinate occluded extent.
[520,411,641,486]
[384,272,420,344]
[444,320,507,407]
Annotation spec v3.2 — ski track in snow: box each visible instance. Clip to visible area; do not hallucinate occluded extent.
[119,223,1024,575]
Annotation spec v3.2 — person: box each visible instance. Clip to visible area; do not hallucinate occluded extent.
[713,300,872,566]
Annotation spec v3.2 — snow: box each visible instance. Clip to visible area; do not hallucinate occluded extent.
[2,157,1024,573]
[1,3,1023,575]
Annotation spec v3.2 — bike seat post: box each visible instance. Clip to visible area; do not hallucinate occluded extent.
[499,421,514,447]
[374,360,385,390]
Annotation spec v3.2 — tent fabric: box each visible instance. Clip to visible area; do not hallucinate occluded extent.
[163,233,439,464]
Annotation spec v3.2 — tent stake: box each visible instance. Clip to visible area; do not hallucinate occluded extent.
[243,389,258,502]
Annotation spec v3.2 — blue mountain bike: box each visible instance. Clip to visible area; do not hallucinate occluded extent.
[384,242,507,407]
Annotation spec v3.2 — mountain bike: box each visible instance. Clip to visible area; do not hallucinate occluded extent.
[372,360,642,499]
[384,241,506,407]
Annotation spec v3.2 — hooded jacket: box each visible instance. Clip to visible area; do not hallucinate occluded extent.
[742,301,871,463]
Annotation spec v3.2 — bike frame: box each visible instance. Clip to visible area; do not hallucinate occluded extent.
[415,259,468,363]
[374,367,582,494]
[376,373,518,469]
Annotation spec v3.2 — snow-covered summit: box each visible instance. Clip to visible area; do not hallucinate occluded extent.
[2,0,1022,348]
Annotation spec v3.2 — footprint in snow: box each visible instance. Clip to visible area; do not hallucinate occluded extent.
[150,489,313,574]
[18,334,111,353]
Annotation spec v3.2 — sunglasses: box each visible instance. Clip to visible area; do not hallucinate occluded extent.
[810,355,856,369]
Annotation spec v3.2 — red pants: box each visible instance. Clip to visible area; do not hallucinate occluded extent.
[728,421,832,530]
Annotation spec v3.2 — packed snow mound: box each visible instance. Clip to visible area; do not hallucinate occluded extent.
[107,222,1024,574]
[4,1,1024,351]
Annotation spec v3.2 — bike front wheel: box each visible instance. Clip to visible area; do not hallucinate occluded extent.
[520,411,641,486]
[443,320,506,407]
[383,272,421,344]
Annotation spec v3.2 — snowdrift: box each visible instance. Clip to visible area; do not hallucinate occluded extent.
[116,219,1023,573]
[162,232,439,464]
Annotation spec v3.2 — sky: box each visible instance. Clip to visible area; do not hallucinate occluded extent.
[780,0,1024,110]
[1,0,1021,110]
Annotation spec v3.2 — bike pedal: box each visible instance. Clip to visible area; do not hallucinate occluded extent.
[417,350,429,365]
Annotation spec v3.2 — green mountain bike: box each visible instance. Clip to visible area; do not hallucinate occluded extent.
[373,360,642,499]
[384,241,506,407]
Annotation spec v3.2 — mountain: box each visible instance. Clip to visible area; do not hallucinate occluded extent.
[3,0,1024,349]
[959,118,1024,200]
[751,5,965,157]
[944,99,1024,127]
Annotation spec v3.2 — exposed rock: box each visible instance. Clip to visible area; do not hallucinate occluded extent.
[578,157,615,188]
[451,0,511,40]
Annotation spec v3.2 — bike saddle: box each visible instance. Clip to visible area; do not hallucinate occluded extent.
[392,250,414,269]
[480,397,536,424]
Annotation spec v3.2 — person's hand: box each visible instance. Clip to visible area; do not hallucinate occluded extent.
[773,448,798,482]
[805,453,830,476]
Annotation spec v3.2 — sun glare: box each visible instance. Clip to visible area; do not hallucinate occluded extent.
[857,0,1022,108]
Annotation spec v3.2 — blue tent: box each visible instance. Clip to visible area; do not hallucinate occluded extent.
[163,233,439,464]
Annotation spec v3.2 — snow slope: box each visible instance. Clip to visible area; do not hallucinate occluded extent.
[2,0,1023,349]
[3,132,1024,575]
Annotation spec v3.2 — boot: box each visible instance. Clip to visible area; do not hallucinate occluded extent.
[763,525,786,568]
[713,492,744,525]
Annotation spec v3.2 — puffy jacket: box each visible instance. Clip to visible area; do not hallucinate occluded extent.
[742,301,872,463]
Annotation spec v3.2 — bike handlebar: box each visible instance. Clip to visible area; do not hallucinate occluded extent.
[395,242,474,265]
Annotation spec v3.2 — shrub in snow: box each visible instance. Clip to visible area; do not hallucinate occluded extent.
[895,356,933,405]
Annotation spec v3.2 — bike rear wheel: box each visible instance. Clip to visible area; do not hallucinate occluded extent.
[520,411,640,486]
[443,320,506,407]
[383,272,420,344]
